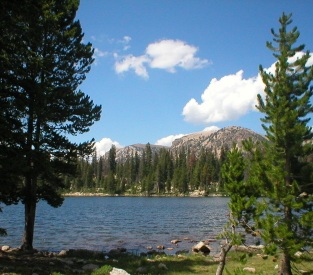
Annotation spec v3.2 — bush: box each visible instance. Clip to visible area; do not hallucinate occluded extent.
[91,265,113,275]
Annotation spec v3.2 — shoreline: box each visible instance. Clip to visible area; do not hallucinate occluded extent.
[62,192,226,197]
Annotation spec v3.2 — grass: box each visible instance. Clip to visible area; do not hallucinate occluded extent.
[102,251,313,274]
[1,249,313,275]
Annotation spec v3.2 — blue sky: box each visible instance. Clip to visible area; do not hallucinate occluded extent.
[74,0,313,155]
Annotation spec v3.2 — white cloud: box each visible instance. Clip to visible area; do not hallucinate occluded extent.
[146,40,209,72]
[114,39,209,78]
[155,134,185,147]
[95,138,123,156]
[182,52,313,125]
[182,70,265,124]
[203,126,220,132]
[115,55,150,79]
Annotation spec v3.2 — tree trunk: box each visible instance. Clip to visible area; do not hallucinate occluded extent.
[279,252,292,275]
[21,196,37,251]
[215,243,232,275]
[21,173,37,251]
[278,205,292,275]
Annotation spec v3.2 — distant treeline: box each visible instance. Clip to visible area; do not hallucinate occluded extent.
[63,144,229,195]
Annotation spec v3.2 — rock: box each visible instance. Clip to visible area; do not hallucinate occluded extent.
[243,267,256,273]
[82,263,99,271]
[58,250,67,256]
[295,251,303,258]
[171,239,181,244]
[110,267,130,275]
[1,245,10,252]
[158,263,168,270]
[299,192,308,198]
[192,241,210,254]
[156,245,165,250]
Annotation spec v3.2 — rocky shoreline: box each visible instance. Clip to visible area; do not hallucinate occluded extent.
[0,242,266,275]
[62,191,226,197]
[0,239,220,275]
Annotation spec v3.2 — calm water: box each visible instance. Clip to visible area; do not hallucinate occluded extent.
[0,197,229,254]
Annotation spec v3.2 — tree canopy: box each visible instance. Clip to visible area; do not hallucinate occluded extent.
[0,0,101,250]
[221,13,313,275]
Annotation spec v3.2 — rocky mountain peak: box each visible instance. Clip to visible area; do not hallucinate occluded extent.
[106,126,266,162]
[170,126,266,157]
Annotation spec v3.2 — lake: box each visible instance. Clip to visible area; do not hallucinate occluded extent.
[0,196,229,254]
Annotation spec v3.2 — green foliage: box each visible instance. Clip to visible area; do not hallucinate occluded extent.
[219,13,313,275]
[219,13,313,274]
[91,265,113,275]
[256,13,313,269]
[0,0,101,249]
[67,145,223,195]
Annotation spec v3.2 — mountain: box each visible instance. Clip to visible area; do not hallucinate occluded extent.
[171,126,266,157]
[112,126,266,162]
[115,143,169,163]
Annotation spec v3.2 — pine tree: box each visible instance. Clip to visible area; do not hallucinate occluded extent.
[217,144,260,275]
[255,13,313,274]
[0,0,101,250]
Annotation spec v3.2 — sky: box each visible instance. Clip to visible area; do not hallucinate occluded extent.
[74,0,313,155]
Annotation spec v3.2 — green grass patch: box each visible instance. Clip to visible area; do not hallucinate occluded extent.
[1,249,313,274]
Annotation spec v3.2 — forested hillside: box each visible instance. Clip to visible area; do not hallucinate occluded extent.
[65,126,266,195]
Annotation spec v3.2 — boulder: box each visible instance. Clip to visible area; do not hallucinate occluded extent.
[110,267,130,275]
[58,250,68,256]
[171,239,181,244]
[243,267,256,273]
[1,245,10,252]
[192,241,210,254]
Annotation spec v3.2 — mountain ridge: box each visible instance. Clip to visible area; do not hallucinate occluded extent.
[110,126,266,162]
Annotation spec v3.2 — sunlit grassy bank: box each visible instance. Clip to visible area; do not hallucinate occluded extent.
[1,249,313,275]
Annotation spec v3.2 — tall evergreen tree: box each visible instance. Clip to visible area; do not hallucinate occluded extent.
[0,0,101,250]
[255,13,313,274]
[108,145,117,174]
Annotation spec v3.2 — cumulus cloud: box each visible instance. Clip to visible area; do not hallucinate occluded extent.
[182,52,313,125]
[146,40,209,72]
[114,39,209,78]
[182,70,264,124]
[155,134,185,147]
[115,55,150,79]
[95,138,123,156]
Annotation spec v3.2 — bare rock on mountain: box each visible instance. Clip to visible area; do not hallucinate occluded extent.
[103,126,266,162]
[171,126,266,157]
[114,144,169,163]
